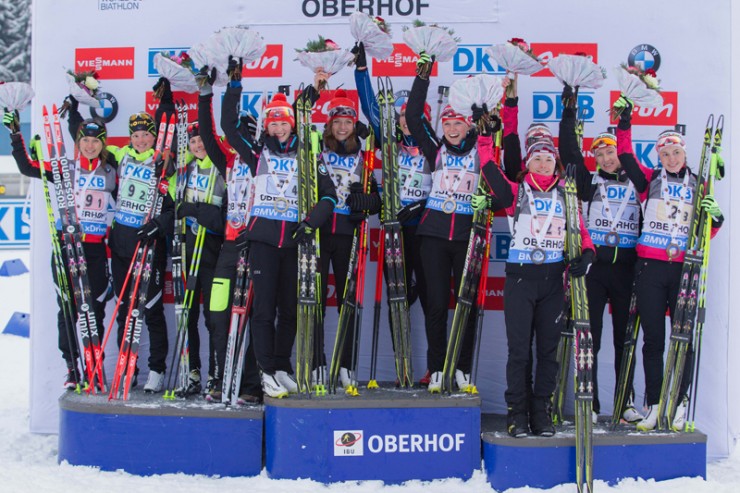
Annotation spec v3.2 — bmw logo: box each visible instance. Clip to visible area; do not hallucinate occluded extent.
[90,92,119,123]
[394,90,410,116]
[628,44,662,72]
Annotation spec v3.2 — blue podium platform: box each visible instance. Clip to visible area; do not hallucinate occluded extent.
[59,389,263,476]
[265,384,481,483]
[482,415,707,490]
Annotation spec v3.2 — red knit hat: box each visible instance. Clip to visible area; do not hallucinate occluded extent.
[326,90,358,123]
[440,104,469,124]
[263,93,295,129]
[400,101,432,122]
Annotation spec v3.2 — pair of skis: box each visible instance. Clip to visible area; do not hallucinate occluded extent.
[108,113,175,400]
[221,246,255,404]
[164,103,219,399]
[294,86,322,395]
[37,104,104,393]
[368,77,413,388]
[564,164,594,493]
[656,115,724,431]
[327,130,374,395]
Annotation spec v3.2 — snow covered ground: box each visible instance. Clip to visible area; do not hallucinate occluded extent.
[0,249,739,492]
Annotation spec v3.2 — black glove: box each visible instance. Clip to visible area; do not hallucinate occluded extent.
[568,249,594,278]
[292,221,314,244]
[152,77,173,102]
[618,97,634,125]
[396,199,426,224]
[177,202,198,219]
[351,42,367,70]
[561,83,575,109]
[136,218,163,244]
[349,211,368,224]
[355,121,370,140]
[195,66,218,94]
[471,103,488,124]
[488,113,501,134]
[235,227,249,251]
[227,56,243,82]
[347,182,376,212]
[239,112,259,140]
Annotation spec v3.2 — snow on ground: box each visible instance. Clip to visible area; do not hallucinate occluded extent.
[0,249,739,492]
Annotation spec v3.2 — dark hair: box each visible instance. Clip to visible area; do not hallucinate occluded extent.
[322,122,360,154]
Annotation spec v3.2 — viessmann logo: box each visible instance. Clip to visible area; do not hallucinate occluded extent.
[75,47,135,79]
[372,44,438,77]
[530,43,599,77]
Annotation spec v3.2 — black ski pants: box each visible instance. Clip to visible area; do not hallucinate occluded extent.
[586,260,635,413]
[111,246,168,373]
[504,272,563,411]
[634,258,692,406]
[249,241,297,375]
[419,236,476,374]
[318,233,355,368]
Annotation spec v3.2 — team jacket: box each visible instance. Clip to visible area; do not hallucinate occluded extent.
[221,81,337,248]
[406,74,480,242]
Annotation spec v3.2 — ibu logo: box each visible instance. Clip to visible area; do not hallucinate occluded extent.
[453,45,506,75]
[334,430,364,457]
[534,198,563,214]
[326,153,357,169]
[533,92,595,123]
[270,157,294,172]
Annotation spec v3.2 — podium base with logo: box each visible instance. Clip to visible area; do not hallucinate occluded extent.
[481,415,706,490]
[265,384,481,483]
[58,389,263,476]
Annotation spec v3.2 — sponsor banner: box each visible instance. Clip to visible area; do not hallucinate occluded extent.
[246,1,498,24]
[0,198,31,249]
[243,44,283,78]
[531,42,599,77]
[145,91,199,121]
[297,89,360,124]
[453,44,507,75]
[609,90,678,126]
[532,91,595,123]
[75,47,135,79]
[371,43,437,78]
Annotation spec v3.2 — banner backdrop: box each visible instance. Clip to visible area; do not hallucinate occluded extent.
[29,0,735,459]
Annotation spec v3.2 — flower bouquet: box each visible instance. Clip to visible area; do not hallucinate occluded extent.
[295,36,354,90]
[66,69,101,107]
[190,25,266,87]
[547,53,607,90]
[154,51,199,94]
[349,11,393,60]
[486,37,545,78]
[610,64,663,119]
[402,20,460,79]
[449,74,505,133]
[0,81,34,112]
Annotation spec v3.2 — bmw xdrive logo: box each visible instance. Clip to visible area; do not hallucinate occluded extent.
[628,44,661,72]
[89,92,119,123]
